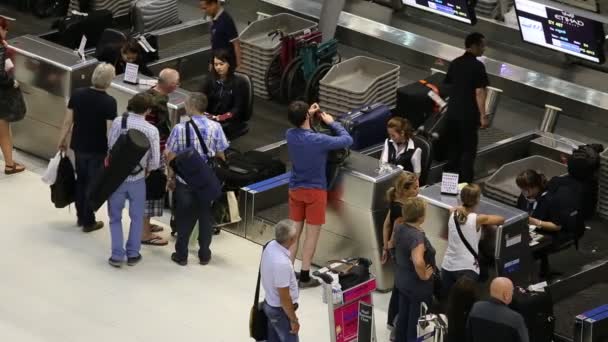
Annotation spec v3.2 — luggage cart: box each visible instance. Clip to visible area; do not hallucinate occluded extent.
[317,269,378,342]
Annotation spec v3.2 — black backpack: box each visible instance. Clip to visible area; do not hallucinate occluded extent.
[546,175,586,242]
[311,120,350,190]
[568,144,603,180]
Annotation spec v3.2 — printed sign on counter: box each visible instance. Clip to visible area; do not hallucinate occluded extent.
[77,35,87,61]
[124,63,139,84]
[440,172,459,195]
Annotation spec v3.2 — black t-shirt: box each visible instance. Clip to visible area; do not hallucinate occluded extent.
[211,10,239,65]
[68,87,117,154]
[445,52,489,123]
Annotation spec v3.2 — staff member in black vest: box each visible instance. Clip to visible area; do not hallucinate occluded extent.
[444,32,489,183]
[200,0,241,69]
[380,117,422,176]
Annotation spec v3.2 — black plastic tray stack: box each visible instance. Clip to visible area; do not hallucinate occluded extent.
[598,149,608,219]
[238,14,317,100]
[318,56,400,116]
[483,155,567,206]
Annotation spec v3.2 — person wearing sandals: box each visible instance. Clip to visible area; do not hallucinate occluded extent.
[380,171,419,335]
[140,68,180,246]
[0,17,26,175]
[58,63,117,232]
[441,184,505,297]
[165,92,229,266]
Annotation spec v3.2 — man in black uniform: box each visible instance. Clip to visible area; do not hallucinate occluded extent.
[444,32,489,183]
[200,0,242,69]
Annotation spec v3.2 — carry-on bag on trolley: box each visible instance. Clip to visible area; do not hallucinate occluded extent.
[215,150,286,190]
[88,114,151,212]
[131,0,180,33]
[509,287,555,342]
[396,73,450,129]
[338,103,392,151]
[417,302,448,342]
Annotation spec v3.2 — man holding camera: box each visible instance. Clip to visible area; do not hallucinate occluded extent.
[285,102,353,288]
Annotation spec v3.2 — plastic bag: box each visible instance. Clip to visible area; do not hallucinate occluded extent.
[42,152,61,185]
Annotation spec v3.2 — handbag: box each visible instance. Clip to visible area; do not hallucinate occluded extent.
[169,119,222,203]
[249,241,271,341]
[51,152,76,208]
[326,258,372,290]
[4,86,27,123]
[145,169,167,200]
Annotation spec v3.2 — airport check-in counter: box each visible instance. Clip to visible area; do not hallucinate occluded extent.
[235,151,403,291]
[106,74,191,126]
[8,35,99,159]
[419,184,535,286]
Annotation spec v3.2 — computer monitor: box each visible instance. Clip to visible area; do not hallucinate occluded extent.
[402,0,477,25]
[514,0,605,63]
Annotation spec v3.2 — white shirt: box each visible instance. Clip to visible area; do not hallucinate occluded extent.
[261,240,299,307]
[442,212,481,274]
[380,138,422,174]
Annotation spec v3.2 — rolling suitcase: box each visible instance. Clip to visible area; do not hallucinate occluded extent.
[215,150,286,190]
[88,115,151,212]
[509,287,555,342]
[131,0,180,33]
[396,73,449,129]
[338,103,392,151]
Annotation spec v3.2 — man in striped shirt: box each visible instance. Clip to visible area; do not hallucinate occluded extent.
[165,92,229,266]
[106,93,160,268]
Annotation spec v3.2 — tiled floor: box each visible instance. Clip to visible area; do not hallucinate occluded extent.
[0,157,392,342]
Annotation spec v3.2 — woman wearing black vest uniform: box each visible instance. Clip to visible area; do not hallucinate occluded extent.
[380,117,422,176]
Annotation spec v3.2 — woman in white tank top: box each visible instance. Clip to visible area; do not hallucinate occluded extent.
[441,184,505,299]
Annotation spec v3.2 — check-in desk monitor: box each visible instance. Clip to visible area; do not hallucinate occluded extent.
[402,0,477,24]
[514,0,605,63]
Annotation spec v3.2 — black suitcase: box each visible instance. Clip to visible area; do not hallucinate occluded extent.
[88,116,151,212]
[53,10,112,49]
[417,107,449,162]
[215,150,286,190]
[395,73,450,129]
[509,287,555,342]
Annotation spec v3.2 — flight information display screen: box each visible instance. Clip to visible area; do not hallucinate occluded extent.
[402,0,477,25]
[514,0,605,63]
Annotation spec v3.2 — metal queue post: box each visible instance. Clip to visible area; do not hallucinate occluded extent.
[316,268,378,342]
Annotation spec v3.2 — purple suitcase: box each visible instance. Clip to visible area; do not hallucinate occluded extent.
[338,103,392,151]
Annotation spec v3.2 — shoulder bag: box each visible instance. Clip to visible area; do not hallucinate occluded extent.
[249,241,272,341]
[453,214,480,264]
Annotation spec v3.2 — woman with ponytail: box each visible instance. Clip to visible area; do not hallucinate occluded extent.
[382,171,419,333]
[441,184,504,297]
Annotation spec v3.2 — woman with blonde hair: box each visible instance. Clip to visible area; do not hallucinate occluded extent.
[381,171,419,331]
[380,117,422,176]
[441,184,505,297]
[394,197,436,342]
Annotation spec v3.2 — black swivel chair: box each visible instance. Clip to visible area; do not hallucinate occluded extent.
[223,72,254,141]
[95,28,127,64]
[413,134,433,186]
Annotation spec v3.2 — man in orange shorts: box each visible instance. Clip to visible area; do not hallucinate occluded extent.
[286,101,353,288]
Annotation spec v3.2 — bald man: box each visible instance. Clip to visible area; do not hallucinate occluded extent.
[139,68,181,246]
[466,277,529,342]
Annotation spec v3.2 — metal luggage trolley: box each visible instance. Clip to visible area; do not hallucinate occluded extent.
[317,266,378,342]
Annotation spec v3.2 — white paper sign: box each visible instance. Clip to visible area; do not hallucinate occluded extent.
[506,234,522,247]
[440,172,459,195]
[77,35,87,61]
[124,63,139,84]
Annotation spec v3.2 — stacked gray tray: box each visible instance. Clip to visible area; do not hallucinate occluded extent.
[239,13,317,99]
[318,56,400,116]
[476,0,513,18]
[598,148,608,219]
[484,155,567,206]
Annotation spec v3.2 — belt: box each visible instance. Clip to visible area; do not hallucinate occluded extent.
[266,301,299,311]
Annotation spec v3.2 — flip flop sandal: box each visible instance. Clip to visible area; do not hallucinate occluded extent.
[4,162,25,175]
[141,236,169,246]
[150,224,164,233]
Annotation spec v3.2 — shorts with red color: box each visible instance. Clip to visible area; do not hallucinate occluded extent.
[288,188,328,225]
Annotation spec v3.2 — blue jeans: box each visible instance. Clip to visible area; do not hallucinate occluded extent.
[174,182,213,261]
[74,152,104,226]
[395,291,432,342]
[441,269,479,299]
[263,302,299,342]
[107,179,145,260]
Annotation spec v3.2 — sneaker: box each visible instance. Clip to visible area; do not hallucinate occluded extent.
[299,277,321,288]
[127,254,142,266]
[83,221,104,233]
[171,253,187,266]
[199,255,212,265]
[108,258,122,268]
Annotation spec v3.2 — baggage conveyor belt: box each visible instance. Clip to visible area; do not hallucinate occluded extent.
[554,283,608,339]
[157,36,209,60]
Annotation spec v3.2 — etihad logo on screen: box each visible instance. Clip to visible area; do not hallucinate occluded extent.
[554,11,585,27]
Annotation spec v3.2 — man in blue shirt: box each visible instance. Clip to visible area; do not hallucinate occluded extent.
[200,0,241,69]
[286,101,353,287]
[165,92,229,266]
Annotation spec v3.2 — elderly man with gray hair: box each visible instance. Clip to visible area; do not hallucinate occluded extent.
[261,219,301,342]
[165,92,229,266]
[58,62,117,233]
